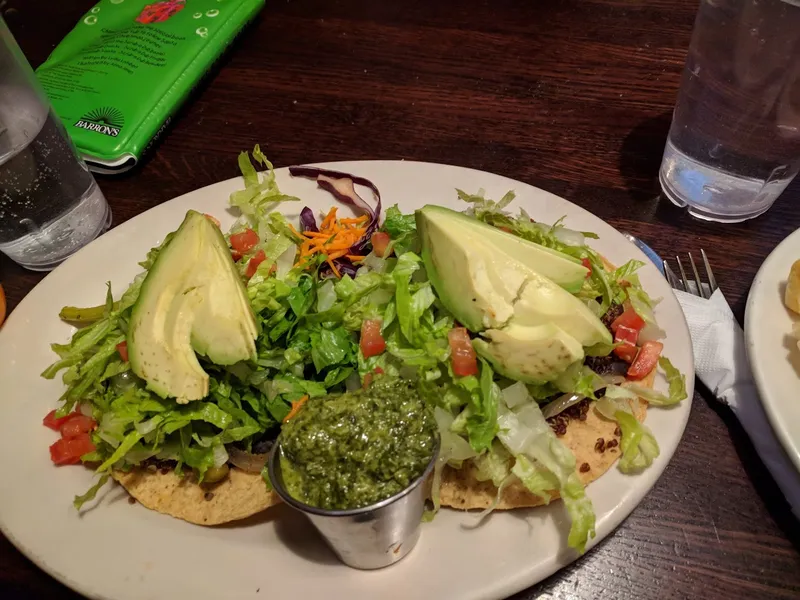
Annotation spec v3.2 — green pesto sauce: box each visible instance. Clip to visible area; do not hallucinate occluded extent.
[279,378,437,510]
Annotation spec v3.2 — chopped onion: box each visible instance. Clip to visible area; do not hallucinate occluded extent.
[602,374,628,386]
[553,226,585,247]
[227,446,268,474]
[541,393,585,420]
[79,403,93,417]
[502,381,530,409]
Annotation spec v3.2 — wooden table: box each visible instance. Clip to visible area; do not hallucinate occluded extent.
[2,0,800,598]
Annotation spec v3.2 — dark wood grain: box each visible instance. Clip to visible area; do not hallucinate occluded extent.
[2,0,800,598]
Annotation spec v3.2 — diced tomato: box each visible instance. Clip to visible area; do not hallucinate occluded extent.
[370,232,391,258]
[448,327,479,377]
[360,319,386,358]
[116,340,129,362]
[245,250,267,278]
[204,213,221,228]
[43,409,72,431]
[230,228,259,253]
[497,226,513,234]
[581,258,592,278]
[231,250,243,262]
[611,306,645,334]
[60,414,97,439]
[613,325,639,363]
[627,341,664,380]
[49,433,95,466]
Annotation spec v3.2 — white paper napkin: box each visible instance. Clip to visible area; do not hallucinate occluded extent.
[675,288,800,519]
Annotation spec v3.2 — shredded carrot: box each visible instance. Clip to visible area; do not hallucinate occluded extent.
[292,206,371,276]
[283,395,309,423]
[346,255,365,262]
[287,222,302,238]
[339,215,369,225]
[320,207,338,229]
[326,257,342,278]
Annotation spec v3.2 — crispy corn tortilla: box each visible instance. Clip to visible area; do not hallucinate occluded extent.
[112,466,280,525]
[439,362,657,510]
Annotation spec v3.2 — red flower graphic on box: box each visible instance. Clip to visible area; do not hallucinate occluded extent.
[136,0,186,24]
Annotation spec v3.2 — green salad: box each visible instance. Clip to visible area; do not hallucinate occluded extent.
[41,147,687,553]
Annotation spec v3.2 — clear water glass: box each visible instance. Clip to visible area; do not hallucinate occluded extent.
[659,0,800,223]
[0,17,110,271]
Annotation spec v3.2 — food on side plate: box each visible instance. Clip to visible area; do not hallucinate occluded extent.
[784,259,800,314]
[42,147,686,550]
[278,377,437,510]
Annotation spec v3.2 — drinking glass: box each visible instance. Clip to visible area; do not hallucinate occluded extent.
[659,0,800,223]
[0,17,110,271]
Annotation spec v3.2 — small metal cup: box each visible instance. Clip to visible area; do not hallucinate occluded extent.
[268,439,439,570]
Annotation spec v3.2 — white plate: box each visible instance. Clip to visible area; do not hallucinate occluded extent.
[746,227,800,473]
[0,161,694,600]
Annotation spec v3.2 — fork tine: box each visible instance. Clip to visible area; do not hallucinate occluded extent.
[676,256,694,296]
[663,260,683,291]
[701,249,717,293]
[688,252,708,299]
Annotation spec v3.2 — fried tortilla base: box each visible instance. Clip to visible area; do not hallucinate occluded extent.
[439,369,656,510]
[112,466,281,525]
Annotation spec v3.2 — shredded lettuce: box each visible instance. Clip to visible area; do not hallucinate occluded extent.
[595,396,660,473]
[659,356,688,404]
[73,474,110,510]
[609,356,688,407]
[497,399,596,553]
[229,145,300,225]
[473,441,511,487]
[382,204,418,256]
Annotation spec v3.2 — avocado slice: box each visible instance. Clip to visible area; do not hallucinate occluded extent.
[473,323,584,383]
[128,211,259,403]
[418,205,588,290]
[417,204,611,381]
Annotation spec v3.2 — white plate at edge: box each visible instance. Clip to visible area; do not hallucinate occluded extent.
[746,227,800,474]
[0,161,694,600]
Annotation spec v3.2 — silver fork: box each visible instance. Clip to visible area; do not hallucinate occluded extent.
[663,250,718,298]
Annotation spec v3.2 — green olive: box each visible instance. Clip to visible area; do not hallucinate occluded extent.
[203,464,230,484]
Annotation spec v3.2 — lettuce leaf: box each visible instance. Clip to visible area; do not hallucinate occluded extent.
[73,474,110,510]
[382,205,418,256]
[229,145,300,226]
[610,356,688,407]
[497,401,596,553]
[595,396,660,473]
